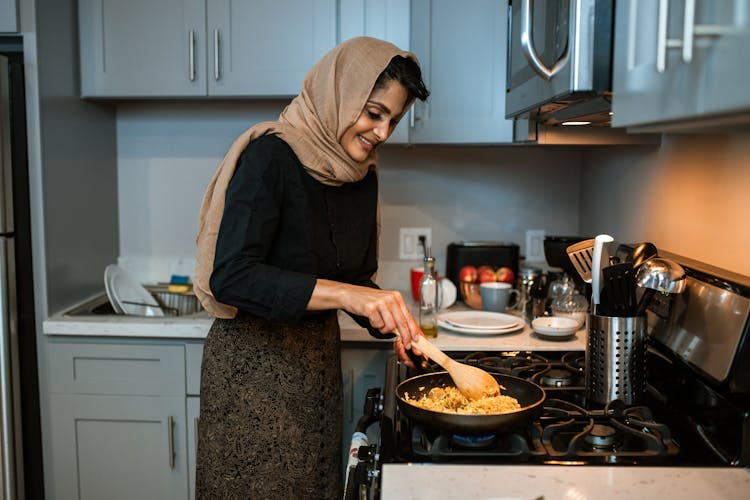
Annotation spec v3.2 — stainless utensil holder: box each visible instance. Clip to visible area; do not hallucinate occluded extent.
[585,314,646,405]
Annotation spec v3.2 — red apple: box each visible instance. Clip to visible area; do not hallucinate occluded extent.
[478,267,497,283]
[495,266,515,284]
[458,265,478,283]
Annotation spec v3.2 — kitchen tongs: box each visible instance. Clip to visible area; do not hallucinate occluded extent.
[566,239,595,283]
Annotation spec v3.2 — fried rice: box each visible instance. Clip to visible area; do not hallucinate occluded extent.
[403,385,521,415]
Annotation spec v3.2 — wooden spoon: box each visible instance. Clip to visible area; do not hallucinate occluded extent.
[398,329,500,400]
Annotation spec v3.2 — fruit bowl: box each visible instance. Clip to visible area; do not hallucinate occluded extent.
[459,282,482,310]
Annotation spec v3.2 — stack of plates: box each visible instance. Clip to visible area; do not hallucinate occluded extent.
[437,311,523,335]
[104,264,165,317]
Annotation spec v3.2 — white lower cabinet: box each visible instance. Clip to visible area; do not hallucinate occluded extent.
[49,394,188,500]
[46,341,189,500]
[185,342,203,500]
[341,346,391,472]
[186,397,200,500]
[44,338,388,498]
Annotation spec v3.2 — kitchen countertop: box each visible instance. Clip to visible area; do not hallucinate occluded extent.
[380,464,750,499]
[43,295,586,350]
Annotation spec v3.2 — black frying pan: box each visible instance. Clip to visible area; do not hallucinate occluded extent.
[396,371,545,435]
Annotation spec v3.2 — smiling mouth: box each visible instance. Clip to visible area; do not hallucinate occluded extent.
[358,135,378,150]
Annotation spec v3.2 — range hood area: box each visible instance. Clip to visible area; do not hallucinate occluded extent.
[505,0,750,139]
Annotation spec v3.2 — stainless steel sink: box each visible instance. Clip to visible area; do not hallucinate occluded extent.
[64,285,205,317]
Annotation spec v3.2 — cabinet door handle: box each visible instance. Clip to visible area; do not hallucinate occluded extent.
[519,0,569,80]
[657,0,671,73]
[213,29,220,80]
[168,415,176,469]
[348,368,354,423]
[658,0,736,73]
[409,109,415,129]
[194,416,200,451]
[188,30,196,81]
[682,0,696,63]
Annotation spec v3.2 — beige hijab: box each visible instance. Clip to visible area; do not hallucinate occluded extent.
[194,37,417,318]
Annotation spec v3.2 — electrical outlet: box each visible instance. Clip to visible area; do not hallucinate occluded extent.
[399,227,432,260]
[525,229,546,262]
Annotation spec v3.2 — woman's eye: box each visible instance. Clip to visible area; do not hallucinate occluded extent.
[368,111,382,120]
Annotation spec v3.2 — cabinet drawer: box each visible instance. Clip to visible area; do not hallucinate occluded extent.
[47,342,185,396]
[185,342,204,396]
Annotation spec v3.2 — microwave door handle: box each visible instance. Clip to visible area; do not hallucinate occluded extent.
[520,0,570,80]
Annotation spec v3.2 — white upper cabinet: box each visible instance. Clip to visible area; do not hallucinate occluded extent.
[339,0,410,49]
[79,0,206,97]
[78,0,337,98]
[612,0,750,131]
[338,0,411,143]
[207,0,336,96]
[409,0,513,144]
[0,0,18,33]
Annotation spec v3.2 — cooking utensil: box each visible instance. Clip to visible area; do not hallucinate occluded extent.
[403,332,500,400]
[396,372,545,434]
[591,234,614,313]
[627,242,658,268]
[634,258,687,316]
[543,235,592,276]
[599,262,636,316]
[566,238,595,283]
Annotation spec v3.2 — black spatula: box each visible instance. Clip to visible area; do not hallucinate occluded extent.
[599,262,636,317]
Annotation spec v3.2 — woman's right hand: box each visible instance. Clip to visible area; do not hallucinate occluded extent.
[307,279,423,350]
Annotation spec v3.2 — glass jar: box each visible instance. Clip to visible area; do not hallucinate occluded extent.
[550,287,589,329]
[547,273,575,301]
[419,255,439,338]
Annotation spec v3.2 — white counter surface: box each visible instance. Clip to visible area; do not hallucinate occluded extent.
[380,464,750,499]
[43,298,585,351]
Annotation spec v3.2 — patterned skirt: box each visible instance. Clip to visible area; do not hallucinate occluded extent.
[195,311,343,499]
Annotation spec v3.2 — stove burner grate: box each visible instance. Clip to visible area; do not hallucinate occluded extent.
[540,399,680,460]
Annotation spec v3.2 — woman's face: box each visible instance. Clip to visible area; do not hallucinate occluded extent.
[340,79,410,162]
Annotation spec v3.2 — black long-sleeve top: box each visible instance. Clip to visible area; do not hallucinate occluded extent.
[210,134,391,339]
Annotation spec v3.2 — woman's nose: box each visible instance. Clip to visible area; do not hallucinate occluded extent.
[373,121,389,142]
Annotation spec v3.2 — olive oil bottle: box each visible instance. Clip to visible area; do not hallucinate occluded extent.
[419,254,439,338]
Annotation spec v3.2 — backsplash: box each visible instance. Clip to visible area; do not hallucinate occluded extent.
[117,104,749,290]
[116,103,586,290]
[579,133,750,277]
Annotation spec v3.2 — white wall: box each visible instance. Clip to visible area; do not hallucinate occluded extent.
[116,103,585,290]
[580,133,750,277]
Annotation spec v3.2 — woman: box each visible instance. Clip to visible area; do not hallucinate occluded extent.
[194,37,429,498]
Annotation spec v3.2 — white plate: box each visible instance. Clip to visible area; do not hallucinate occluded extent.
[439,311,521,330]
[104,264,164,317]
[531,316,579,338]
[437,318,524,336]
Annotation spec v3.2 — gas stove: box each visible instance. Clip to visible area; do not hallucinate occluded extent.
[383,349,721,466]
[345,348,748,499]
[344,252,750,500]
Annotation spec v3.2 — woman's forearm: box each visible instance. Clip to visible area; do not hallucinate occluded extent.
[307,278,421,348]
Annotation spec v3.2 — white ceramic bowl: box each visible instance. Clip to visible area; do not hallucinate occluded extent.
[531,316,580,338]
[439,278,457,309]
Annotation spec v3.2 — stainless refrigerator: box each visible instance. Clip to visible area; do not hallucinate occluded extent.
[0,41,44,500]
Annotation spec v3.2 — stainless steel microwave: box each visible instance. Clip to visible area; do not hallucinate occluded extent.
[505,0,614,126]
